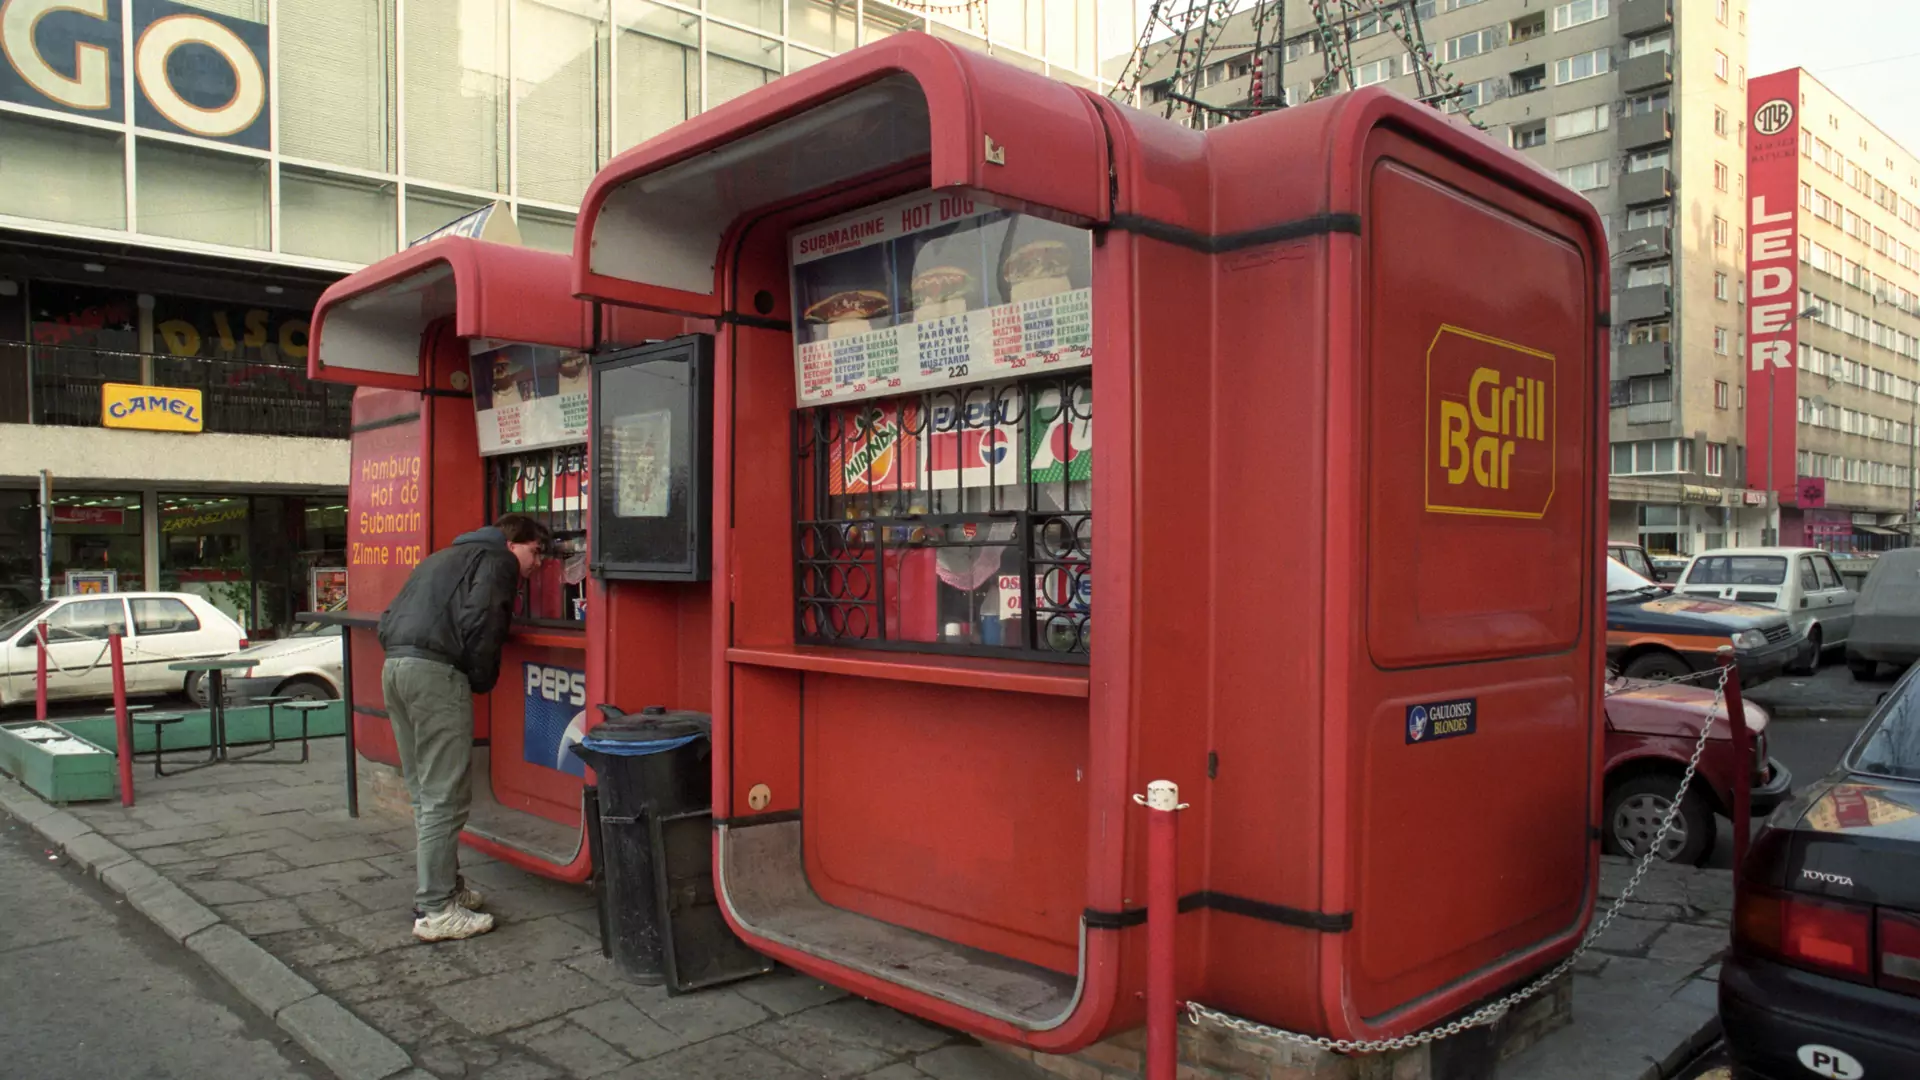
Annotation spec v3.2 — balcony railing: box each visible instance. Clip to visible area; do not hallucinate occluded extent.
[26,344,351,439]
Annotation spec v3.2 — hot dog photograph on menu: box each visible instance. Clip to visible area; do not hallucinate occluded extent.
[789,189,1092,405]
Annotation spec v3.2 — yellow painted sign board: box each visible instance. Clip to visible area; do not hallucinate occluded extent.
[101,383,204,433]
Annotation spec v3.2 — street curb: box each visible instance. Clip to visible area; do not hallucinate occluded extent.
[1648,1014,1724,1080]
[0,776,415,1080]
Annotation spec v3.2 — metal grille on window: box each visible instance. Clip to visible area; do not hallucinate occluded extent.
[793,372,1091,661]
[487,446,589,623]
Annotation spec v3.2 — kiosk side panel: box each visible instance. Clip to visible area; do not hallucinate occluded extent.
[1347,132,1599,1021]
[346,387,431,765]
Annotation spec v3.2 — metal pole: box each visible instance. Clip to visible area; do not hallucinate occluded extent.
[110,633,133,808]
[1138,779,1184,1080]
[1718,647,1752,872]
[35,622,48,722]
[38,471,51,601]
[1908,389,1915,548]
[341,625,359,817]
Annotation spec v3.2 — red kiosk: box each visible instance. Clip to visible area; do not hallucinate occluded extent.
[308,237,700,882]
[316,29,1608,1060]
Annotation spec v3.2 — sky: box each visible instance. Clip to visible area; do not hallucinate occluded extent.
[1748,0,1920,154]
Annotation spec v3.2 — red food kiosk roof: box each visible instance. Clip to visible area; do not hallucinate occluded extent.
[572,34,1111,314]
[309,236,592,389]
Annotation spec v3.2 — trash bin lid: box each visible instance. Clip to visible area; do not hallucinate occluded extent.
[577,732,704,756]
[576,705,711,756]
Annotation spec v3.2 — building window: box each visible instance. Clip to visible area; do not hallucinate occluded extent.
[1714,216,1730,247]
[1739,10,1746,33]
[1628,321,1672,344]
[1628,205,1672,230]
[1625,91,1671,116]
[1627,262,1671,288]
[1354,56,1399,87]
[1716,272,1731,301]
[1739,65,1746,89]
[1557,160,1610,192]
[1551,0,1608,31]
[1714,107,1728,137]
[1629,148,1671,173]
[1624,375,1671,404]
[1715,162,1729,191]
[1444,26,1502,63]
[1707,443,1726,477]
[1627,33,1672,58]
[1554,48,1611,85]
[1553,106,1609,140]
[1509,122,1545,150]
[1714,51,1729,81]
[1715,380,1730,409]
[1716,0,1728,22]
[1714,327,1730,354]
[1610,439,1688,476]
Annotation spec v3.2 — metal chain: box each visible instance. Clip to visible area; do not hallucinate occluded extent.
[1186,664,1731,1054]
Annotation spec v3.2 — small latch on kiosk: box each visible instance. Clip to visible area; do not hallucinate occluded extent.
[984,135,1006,166]
[1132,781,1189,812]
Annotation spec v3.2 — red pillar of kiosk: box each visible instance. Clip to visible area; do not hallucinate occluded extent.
[567,34,1610,1055]
[308,236,699,883]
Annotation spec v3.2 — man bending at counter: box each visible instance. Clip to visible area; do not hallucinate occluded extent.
[378,513,552,941]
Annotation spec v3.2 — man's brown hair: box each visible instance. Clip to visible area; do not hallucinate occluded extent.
[495,514,553,550]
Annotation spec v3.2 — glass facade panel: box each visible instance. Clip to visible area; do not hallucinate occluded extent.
[516,209,577,253]
[711,0,783,33]
[789,0,854,52]
[50,494,147,596]
[616,0,700,149]
[279,0,394,171]
[281,169,398,264]
[0,115,125,232]
[135,142,269,250]
[405,188,490,246]
[707,23,783,108]
[404,0,510,193]
[515,0,605,205]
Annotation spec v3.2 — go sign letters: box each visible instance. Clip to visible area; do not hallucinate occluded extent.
[0,0,270,149]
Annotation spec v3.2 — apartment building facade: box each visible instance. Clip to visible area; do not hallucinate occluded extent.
[0,0,1132,635]
[1135,0,1758,556]
[1745,68,1920,550]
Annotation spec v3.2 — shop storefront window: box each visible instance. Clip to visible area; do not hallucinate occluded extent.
[159,494,347,638]
[51,494,146,596]
[0,492,36,618]
[161,495,251,628]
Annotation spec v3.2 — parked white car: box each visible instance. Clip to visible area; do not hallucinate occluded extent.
[0,593,247,707]
[1674,547,1854,672]
[204,622,343,706]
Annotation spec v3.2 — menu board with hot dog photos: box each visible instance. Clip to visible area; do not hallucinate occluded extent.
[790,189,1092,405]
[471,339,592,455]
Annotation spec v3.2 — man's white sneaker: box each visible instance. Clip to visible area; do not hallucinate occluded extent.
[455,875,485,910]
[413,903,495,942]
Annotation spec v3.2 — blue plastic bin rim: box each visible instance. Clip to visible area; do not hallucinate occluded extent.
[576,733,704,757]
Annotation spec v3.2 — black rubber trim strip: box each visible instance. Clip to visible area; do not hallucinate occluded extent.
[1085,893,1353,933]
[423,387,473,399]
[1597,311,1612,328]
[353,705,389,719]
[712,808,804,829]
[1107,211,1363,255]
[1084,907,1147,930]
[718,310,791,332]
[350,411,421,434]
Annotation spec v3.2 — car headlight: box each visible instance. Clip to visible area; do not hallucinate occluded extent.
[1733,629,1768,650]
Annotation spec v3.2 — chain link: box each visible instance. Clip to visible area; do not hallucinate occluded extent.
[1185,664,1732,1054]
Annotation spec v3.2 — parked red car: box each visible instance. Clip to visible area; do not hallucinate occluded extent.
[1604,676,1793,865]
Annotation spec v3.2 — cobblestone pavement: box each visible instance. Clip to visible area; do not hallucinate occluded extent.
[1502,857,1732,1080]
[60,740,1048,1080]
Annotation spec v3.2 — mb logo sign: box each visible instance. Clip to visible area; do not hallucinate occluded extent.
[0,0,270,149]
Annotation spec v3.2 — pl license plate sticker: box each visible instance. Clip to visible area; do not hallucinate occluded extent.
[1796,1044,1863,1079]
[1406,698,1477,745]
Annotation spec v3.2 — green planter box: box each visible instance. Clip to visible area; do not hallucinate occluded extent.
[0,722,116,804]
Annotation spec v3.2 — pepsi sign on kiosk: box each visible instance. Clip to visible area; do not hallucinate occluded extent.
[1406,698,1477,745]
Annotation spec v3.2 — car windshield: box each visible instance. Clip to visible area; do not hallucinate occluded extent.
[1606,557,1659,595]
[0,601,56,642]
[1685,555,1788,586]
[1851,673,1920,782]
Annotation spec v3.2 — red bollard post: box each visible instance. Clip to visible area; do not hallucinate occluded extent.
[1140,779,1185,1080]
[34,622,48,722]
[1718,647,1752,872]
[110,633,133,808]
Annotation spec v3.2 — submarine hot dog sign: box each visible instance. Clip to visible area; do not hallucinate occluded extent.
[789,190,1094,405]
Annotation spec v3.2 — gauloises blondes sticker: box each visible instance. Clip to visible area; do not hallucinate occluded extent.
[790,189,1093,406]
[1425,325,1556,520]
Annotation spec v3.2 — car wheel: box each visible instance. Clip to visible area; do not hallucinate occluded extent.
[1849,654,1879,681]
[185,671,208,708]
[1604,774,1716,866]
[1789,627,1822,675]
[1622,651,1691,682]
[274,676,335,702]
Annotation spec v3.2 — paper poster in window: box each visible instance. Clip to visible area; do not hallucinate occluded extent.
[613,410,672,518]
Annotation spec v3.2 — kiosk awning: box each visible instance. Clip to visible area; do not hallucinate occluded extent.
[309,237,592,388]
[573,34,1111,315]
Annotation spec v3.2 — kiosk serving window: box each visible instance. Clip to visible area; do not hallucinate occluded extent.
[472,339,592,623]
[788,191,1093,661]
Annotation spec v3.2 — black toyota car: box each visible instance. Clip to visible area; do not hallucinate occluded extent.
[1721,665,1920,1078]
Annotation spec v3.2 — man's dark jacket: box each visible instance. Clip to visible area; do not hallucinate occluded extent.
[377,527,520,693]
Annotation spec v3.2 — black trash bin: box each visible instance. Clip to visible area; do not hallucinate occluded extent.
[573,706,772,994]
